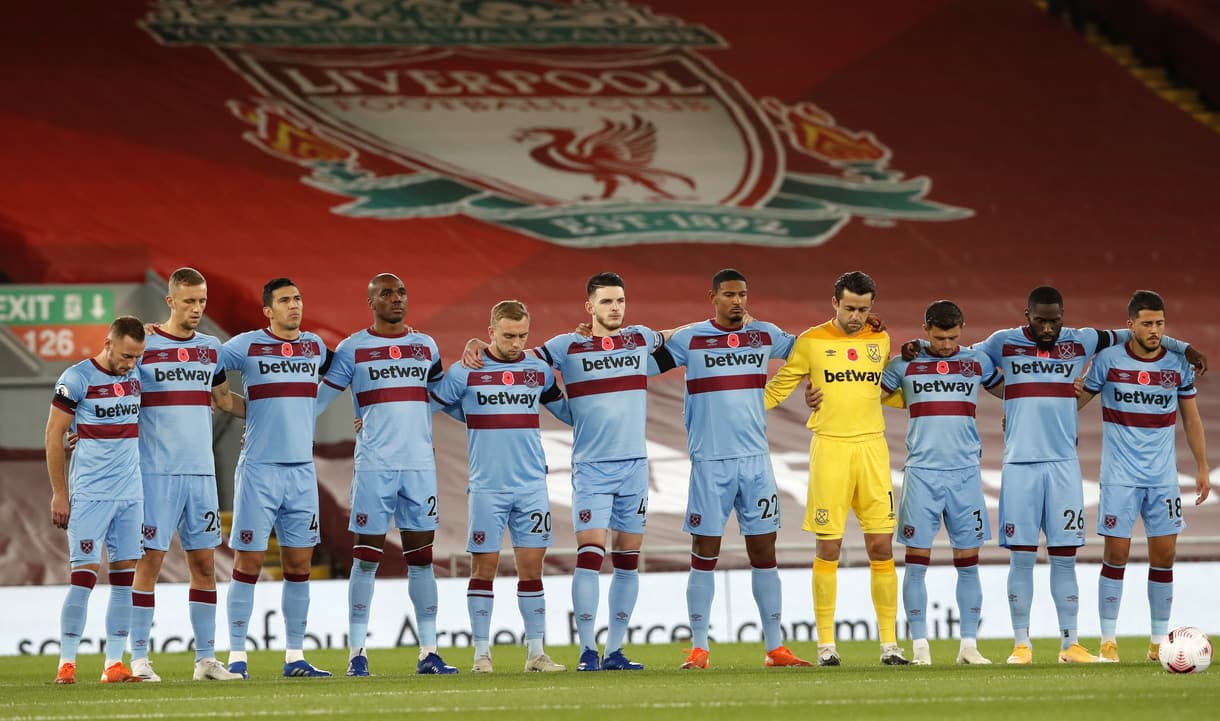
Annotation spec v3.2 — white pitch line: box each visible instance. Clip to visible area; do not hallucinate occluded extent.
[0,691,1176,721]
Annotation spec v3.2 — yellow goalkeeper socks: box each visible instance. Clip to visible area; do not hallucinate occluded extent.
[813,556,839,645]
[871,558,899,645]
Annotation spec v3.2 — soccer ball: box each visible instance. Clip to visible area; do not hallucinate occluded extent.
[1158,626,1212,674]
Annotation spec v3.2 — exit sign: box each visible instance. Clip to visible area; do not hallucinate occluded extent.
[0,286,118,361]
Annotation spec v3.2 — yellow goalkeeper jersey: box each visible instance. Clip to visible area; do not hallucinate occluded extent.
[763,320,893,439]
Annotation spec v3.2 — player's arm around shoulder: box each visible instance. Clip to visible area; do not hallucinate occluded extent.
[972,328,1008,364]
[651,323,691,374]
[539,363,572,426]
[763,326,815,410]
[1076,348,1108,410]
[880,355,905,403]
[315,337,356,417]
[429,361,468,408]
[536,332,571,371]
[213,333,250,417]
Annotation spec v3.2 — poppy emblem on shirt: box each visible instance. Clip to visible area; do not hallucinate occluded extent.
[502,371,515,385]
[847,348,858,362]
[1137,371,1151,386]
[281,342,293,357]
[727,333,740,349]
[472,531,486,545]
[1036,349,1049,358]
[79,540,94,555]
[355,513,368,527]
[1160,371,1177,389]
[389,345,402,360]
[936,361,950,375]
[601,336,615,351]
[113,383,125,397]
[177,347,190,363]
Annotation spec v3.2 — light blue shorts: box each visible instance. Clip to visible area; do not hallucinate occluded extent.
[467,485,552,552]
[140,473,222,552]
[1098,484,1185,538]
[230,460,319,551]
[571,458,648,534]
[998,460,1085,548]
[68,498,143,566]
[349,469,440,535]
[684,455,781,537]
[897,466,990,549]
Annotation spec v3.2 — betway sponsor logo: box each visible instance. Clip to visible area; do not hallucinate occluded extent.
[582,355,641,373]
[368,365,426,382]
[1112,387,1173,408]
[476,391,537,408]
[152,367,212,384]
[704,353,765,369]
[912,379,975,395]
[823,369,881,385]
[257,360,315,375]
[1009,360,1075,378]
[96,403,140,419]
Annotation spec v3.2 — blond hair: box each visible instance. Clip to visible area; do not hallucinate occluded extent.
[168,267,206,294]
[490,300,529,325]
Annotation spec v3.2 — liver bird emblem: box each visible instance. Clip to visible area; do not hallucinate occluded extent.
[513,114,696,200]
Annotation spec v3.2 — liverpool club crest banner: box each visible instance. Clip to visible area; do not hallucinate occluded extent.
[142,0,972,248]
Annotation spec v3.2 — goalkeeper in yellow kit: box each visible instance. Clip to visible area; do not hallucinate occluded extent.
[763,271,909,666]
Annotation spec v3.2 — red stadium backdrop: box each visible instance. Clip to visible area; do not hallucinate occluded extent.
[1,0,1217,580]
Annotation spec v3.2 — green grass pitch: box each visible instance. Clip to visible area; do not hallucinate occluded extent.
[1,639,1214,721]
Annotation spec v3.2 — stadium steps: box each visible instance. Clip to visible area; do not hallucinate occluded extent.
[218,511,331,580]
[1035,0,1220,133]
